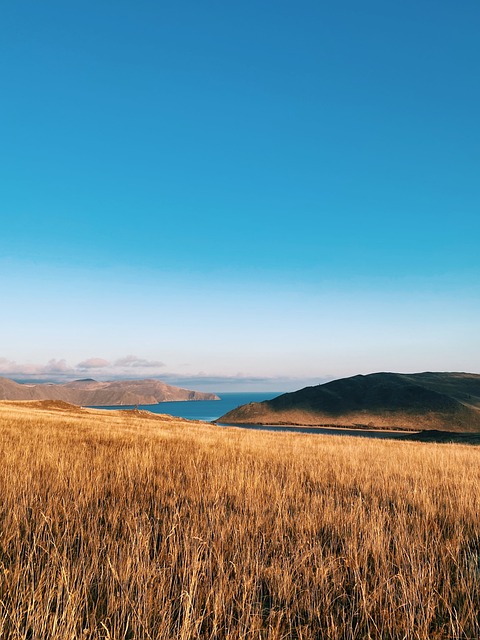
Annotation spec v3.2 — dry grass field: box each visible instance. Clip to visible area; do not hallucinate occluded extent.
[0,401,478,639]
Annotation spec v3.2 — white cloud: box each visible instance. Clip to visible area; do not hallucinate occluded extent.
[0,357,73,377]
[0,355,322,391]
[44,358,71,373]
[0,358,23,374]
[77,358,111,369]
[114,355,165,368]
[152,372,329,393]
[0,354,166,381]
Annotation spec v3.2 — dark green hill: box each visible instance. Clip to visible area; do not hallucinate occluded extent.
[218,372,480,432]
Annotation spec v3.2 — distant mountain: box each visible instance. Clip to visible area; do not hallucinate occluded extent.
[0,377,219,406]
[218,372,480,432]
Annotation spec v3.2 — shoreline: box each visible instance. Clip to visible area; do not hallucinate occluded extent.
[214,421,416,433]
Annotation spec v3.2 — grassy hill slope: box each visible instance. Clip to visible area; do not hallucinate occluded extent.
[219,372,480,432]
[0,400,478,639]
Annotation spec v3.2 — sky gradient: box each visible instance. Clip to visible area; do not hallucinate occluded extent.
[1,1,479,391]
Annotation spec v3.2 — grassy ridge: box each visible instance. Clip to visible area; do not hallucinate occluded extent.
[218,372,480,432]
[0,402,479,639]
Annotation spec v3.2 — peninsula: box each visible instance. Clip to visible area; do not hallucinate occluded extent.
[0,377,219,406]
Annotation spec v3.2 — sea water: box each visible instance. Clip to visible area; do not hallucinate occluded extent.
[91,391,279,422]
[92,392,413,440]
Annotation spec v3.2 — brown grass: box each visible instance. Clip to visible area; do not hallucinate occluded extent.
[0,401,479,639]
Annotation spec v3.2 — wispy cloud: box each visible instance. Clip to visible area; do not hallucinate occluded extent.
[156,373,329,393]
[77,358,111,369]
[0,357,74,378]
[0,356,328,392]
[114,355,165,368]
[44,358,71,373]
[0,355,165,382]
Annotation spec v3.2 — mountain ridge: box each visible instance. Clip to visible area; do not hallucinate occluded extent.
[0,377,219,406]
[218,372,480,432]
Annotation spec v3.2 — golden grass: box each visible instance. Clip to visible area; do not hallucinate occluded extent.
[0,401,478,639]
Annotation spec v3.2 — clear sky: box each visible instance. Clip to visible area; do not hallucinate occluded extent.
[1,1,479,391]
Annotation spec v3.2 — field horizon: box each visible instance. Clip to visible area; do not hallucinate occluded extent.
[0,400,478,639]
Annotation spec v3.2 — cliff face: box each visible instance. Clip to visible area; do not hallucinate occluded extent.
[0,377,219,406]
[218,372,480,432]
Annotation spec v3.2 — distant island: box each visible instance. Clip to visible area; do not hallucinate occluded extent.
[218,372,480,433]
[0,377,219,406]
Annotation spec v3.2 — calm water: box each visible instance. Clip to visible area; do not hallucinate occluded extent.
[92,392,414,440]
[217,423,413,440]
[91,392,279,422]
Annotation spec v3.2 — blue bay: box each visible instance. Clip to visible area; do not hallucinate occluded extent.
[91,392,279,423]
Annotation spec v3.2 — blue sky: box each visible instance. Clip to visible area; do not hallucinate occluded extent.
[1,1,479,391]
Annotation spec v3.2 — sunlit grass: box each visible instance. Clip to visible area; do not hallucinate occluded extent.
[0,401,478,639]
